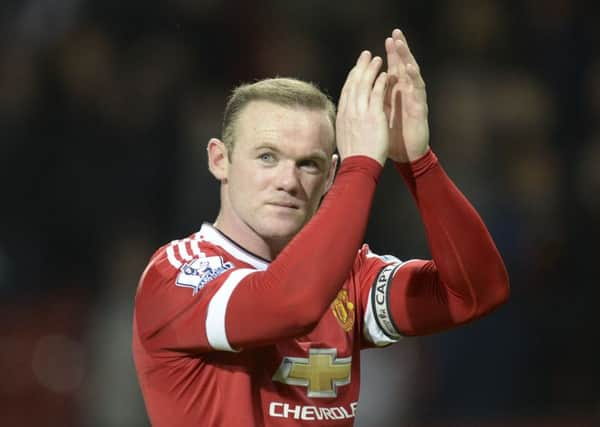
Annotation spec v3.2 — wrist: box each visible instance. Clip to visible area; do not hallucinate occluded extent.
[394,148,438,179]
[390,144,430,163]
[339,155,384,180]
[341,153,387,167]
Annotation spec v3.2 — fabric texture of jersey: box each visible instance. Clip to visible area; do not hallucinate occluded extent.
[133,223,399,426]
[133,151,509,426]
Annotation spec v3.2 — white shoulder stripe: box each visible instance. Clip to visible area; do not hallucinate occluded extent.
[166,244,182,268]
[178,240,192,261]
[166,238,207,269]
[205,268,255,352]
[190,239,204,257]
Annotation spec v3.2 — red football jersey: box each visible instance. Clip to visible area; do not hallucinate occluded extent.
[133,151,509,426]
[133,223,404,426]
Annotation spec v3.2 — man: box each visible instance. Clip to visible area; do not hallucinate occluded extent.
[133,29,509,426]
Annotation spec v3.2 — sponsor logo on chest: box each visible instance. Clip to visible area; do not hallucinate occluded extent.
[272,348,351,398]
[269,401,358,421]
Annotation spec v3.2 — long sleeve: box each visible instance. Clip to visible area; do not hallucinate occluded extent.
[226,155,382,348]
[383,150,510,336]
[135,156,383,353]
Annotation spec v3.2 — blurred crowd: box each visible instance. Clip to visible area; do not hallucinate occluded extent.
[1,0,599,426]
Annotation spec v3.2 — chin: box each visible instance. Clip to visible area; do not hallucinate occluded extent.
[256,217,306,241]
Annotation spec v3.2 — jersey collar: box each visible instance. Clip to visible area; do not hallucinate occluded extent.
[196,223,269,271]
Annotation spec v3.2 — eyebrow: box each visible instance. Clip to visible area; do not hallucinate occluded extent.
[254,143,281,153]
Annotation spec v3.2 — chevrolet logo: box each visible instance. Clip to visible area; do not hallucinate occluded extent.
[272,348,351,398]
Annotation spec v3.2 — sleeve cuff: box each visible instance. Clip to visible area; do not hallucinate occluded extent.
[338,155,384,182]
[393,148,439,180]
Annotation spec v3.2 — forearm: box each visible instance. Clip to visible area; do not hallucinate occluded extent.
[227,156,382,348]
[393,150,509,327]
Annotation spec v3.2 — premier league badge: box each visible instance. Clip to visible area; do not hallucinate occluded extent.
[176,256,234,295]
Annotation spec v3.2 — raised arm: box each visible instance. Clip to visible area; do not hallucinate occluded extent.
[136,51,392,353]
[365,30,509,340]
[225,51,390,349]
[384,152,510,337]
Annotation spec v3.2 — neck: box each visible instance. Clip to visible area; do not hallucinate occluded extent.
[213,212,288,261]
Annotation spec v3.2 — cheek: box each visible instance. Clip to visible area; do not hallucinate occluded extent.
[230,168,268,200]
[303,176,327,203]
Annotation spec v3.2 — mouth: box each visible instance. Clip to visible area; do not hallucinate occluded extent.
[268,201,301,210]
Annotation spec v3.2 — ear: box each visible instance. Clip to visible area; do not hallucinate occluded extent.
[207,138,229,181]
[323,153,339,193]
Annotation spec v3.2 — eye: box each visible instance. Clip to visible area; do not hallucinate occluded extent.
[298,159,321,173]
[258,152,276,164]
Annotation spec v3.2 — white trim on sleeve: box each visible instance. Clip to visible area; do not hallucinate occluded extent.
[205,268,255,351]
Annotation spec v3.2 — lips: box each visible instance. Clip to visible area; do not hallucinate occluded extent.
[268,201,300,209]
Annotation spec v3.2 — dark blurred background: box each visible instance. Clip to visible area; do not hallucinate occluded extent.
[1,0,599,426]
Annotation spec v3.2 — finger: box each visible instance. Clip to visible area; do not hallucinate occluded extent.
[392,28,407,44]
[369,71,388,111]
[346,50,372,112]
[356,56,383,111]
[339,51,369,113]
[406,63,427,104]
[395,39,420,74]
[390,85,403,129]
[338,67,354,114]
[406,63,426,91]
[385,37,402,73]
[383,74,399,111]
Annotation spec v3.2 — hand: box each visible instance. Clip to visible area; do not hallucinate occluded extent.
[336,50,389,166]
[384,29,430,163]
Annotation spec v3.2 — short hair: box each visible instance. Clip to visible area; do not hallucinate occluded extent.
[221,77,336,156]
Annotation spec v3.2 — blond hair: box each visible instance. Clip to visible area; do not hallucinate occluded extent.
[221,77,336,156]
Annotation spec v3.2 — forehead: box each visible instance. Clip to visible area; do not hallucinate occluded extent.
[234,101,335,153]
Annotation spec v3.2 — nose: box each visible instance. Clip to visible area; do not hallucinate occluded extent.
[276,161,300,194]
